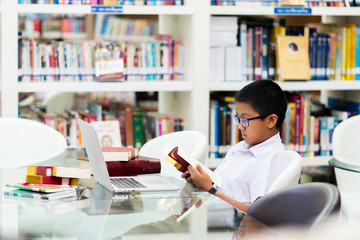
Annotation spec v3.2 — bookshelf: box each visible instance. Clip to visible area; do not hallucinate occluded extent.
[1,1,359,167]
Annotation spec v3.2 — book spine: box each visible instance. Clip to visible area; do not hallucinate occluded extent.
[26,175,79,186]
[132,109,145,149]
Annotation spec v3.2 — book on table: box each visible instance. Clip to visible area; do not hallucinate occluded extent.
[101,147,138,161]
[27,165,91,179]
[165,145,222,187]
[78,155,160,177]
[4,189,76,201]
[6,183,77,193]
[26,175,79,186]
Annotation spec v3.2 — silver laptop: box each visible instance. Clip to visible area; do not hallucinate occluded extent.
[78,119,180,193]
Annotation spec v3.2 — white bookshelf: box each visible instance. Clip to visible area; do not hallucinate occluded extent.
[1,1,359,167]
[206,156,331,169]
[210,81,360,92]
[210,6,360,16]
[17,81,193,93]
[17,4,194,15]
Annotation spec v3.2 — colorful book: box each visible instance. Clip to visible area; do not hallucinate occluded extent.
[27,166,91,179]
[4,189,76,201]
[6,183,77,193]
[101,147,138,161]
[26,175,79,186]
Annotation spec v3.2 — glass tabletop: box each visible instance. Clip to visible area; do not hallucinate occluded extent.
[328,157,360,174]
[0,149,215,239]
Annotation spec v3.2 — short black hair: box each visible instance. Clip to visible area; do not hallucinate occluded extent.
[234,80,287,129]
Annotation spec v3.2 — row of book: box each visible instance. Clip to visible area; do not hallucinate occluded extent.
[19,0,184,5]
[210,16,360,81]
[94,15,157,41]
[210,0,352,7]
[209,93,359,158]
[19,14,158,42]
[20,15,87,40]
[20,99,184,148]
[18,37,184,82]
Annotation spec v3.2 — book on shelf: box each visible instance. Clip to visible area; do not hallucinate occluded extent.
[164,145,222,187]
[26,175,79,186]
[101,147,138,161]
[90,120,122,147]
[6,183,77,193]
[4,189,76,201]
[78,155,161,177]
[277,35,311,80]
[27,166,91,179]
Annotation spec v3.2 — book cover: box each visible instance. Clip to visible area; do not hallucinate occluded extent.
[27,166,91,179]
[164,145,222,187]
[101,147,138,161]
[90,120,122,147]
[277,35,311,80]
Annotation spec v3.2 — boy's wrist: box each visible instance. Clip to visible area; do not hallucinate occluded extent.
[208,187,217,195]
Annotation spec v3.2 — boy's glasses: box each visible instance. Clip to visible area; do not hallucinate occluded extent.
[232,114,269,128]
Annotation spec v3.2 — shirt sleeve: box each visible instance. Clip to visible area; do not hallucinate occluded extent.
[248,155,272,204]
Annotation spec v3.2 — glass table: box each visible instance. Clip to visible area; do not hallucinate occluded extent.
[0,149,230,239]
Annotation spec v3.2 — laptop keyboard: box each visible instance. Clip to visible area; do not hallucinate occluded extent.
[111,178,147,189]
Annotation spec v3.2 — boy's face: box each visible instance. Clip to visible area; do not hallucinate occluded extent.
[236,102,274,147]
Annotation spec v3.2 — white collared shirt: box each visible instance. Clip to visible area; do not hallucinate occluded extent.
[214,133,288,211]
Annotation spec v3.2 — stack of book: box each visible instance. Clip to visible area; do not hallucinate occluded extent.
[4,166,91,200]
[210,17,242,82]
[78,147,161,188]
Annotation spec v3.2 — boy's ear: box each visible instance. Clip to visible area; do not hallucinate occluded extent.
[266,114,278,128]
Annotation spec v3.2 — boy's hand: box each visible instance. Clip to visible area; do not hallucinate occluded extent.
[187,164,213,192]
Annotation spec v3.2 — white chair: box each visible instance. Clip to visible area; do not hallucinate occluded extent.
[331,115,360,194]
[207,149,302,229]
[139,130,208,179]
[0,117,68,168]
[268,150,302,193]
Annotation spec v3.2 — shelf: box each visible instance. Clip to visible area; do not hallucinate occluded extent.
[17,4,193,15]
[206,156,331,169]
[17,81,192,93]
[210,6,360,16]
[210,81,360,92]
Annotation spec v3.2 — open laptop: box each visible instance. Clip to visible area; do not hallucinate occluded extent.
[78,119,180,193]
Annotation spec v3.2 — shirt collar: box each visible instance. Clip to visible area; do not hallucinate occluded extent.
[235,133,281,157]
[249,133,282,158]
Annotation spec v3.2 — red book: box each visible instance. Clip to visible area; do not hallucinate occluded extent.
[26,175,79,186]
[78,155,160,177]
[165,146,190,173]
[106,156,161,177]
[101,147,138,161]
[254,26,263,80]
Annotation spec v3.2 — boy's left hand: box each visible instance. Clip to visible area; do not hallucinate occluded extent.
[187,164,213,192]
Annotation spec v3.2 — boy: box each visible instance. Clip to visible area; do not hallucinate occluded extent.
[182,80,289,213]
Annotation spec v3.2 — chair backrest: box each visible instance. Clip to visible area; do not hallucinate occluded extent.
[332,115,360,166]
[139,130,208,179]
[0,117,67,168]
[268,150,302,193]
[247,182,340,228]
